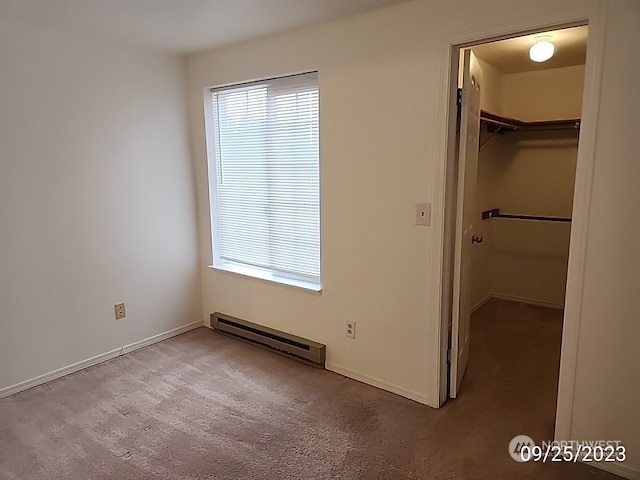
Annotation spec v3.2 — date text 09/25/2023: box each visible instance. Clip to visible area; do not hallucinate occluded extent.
[509,436,626,463]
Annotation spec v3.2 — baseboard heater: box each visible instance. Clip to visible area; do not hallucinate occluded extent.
[210,313,326,368]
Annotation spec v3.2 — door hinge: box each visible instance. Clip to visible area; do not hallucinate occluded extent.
[456,88,463,107]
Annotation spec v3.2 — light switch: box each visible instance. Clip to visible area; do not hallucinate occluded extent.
[416,203,431,226]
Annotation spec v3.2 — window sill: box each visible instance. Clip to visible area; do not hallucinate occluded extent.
[208,263,322,292]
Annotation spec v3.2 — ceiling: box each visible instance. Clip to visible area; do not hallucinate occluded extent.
[0,0,409,53]
[472,26,588,74]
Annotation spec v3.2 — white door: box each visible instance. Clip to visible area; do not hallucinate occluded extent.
[449,50,482,398]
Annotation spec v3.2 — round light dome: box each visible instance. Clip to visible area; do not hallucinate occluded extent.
[529,40,555,63]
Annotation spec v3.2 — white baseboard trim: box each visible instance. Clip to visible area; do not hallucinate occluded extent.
[0,320,203,399]
[326,362,436,408]
[491,292,564,310]
[590,460,640,480]
[471,293,493,314]
[120,321,203,355]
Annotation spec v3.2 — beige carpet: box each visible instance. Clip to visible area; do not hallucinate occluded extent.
[0,299,622,479]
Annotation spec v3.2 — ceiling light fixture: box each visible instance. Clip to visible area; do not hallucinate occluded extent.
[529,36,555,63]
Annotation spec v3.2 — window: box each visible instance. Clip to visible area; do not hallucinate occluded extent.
[204,72,320,290]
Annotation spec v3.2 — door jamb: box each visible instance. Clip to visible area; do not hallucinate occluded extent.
[436,9,607,443]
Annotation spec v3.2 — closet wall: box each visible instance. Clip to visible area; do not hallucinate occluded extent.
[471,62,585,309]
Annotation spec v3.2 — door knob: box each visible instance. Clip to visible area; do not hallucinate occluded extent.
[472,235,484,244]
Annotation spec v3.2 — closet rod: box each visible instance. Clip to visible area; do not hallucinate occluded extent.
[482,208,572,223]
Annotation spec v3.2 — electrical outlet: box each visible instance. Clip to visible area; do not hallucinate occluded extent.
[345,320,356,339]
[115,303,126,320]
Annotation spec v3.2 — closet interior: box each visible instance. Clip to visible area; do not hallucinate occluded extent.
[468,25,588,311]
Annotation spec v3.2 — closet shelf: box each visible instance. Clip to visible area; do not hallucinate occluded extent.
[480,110,581,132]
[482,208,572,223]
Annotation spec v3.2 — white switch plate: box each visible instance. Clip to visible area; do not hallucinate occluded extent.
[416,203,431,226]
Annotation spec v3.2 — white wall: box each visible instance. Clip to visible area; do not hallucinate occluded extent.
[503,65,586,121]
[187,3,435,403]
[476,57,505,115]
[490,131,578,307]
[0,20,201,392]
[187,0,639,474]
[570,1,640,477]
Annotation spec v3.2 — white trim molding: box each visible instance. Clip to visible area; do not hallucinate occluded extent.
[326,362,434,407]
[472,293,564,314]
[490,293,564,311]
[471,293,493,314]
[0,320,203,399]
[590,461,640,480]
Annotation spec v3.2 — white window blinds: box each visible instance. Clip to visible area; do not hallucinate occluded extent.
[206,72,320,288]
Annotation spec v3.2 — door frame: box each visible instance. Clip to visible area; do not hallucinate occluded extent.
[433,6,607,442]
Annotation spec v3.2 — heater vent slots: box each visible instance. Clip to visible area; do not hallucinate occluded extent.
[210,313,326,368]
